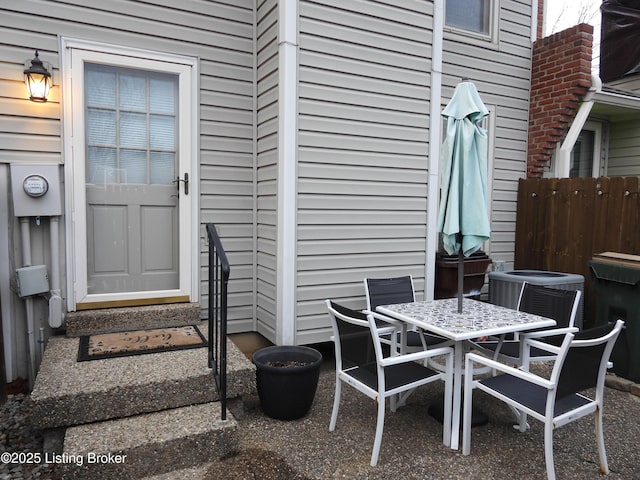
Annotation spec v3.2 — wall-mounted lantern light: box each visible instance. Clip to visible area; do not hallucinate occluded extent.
[24,50,52,102]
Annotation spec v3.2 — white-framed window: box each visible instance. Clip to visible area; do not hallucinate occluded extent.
[445,0,497,41]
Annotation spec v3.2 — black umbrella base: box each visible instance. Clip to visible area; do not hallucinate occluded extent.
[428,397,488,428]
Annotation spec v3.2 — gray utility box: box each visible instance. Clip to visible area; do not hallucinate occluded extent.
[488,270,585,329]
[10,164,62,217]
[16,265,50,297]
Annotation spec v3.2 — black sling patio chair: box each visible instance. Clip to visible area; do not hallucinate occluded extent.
[462,319,624,480]
[326,300,454,466]
[364,275,452,354]
[471,282,582,370]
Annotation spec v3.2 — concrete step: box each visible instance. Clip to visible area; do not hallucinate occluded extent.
[65,303,201,337]
[57,403,238,480]
[30,323,255,429]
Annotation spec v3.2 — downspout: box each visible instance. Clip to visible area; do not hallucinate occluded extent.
[531,0,542,43]
[48,217,63,328]
[276,0,298,345]
[0,170,13,383]
[19,218,37,389]
[425,0,445,300]
[252,4,259,332]
[557,73,601,177]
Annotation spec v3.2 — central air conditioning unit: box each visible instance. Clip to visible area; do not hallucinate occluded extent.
[488,270,585,329]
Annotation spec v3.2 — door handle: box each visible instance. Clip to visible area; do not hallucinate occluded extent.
[175,173,189,195]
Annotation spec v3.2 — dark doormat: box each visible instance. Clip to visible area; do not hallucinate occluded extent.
[77,325,207,362]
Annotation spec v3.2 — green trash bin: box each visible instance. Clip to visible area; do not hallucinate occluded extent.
[589,252,640,383]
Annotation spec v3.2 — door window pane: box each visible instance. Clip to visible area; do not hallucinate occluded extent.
[150,152,176,184]
[86,68,116,108]
[150,78,176,114]
[570,130,595,178]
[119,74,147,111]
[85,63,178,185]
[120,112,147,148]
[446,0,491,35]
[87,110,116,145]
[150,115,175,150]
[86,146,117,184]
[120,149,147,184]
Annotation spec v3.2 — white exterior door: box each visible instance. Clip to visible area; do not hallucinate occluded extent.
[63,40,198,310]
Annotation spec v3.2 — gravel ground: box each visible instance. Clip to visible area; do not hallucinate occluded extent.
[221,363,640,480]
[171,351,637,480]
[0,394,59,480]
[3,358,640,480]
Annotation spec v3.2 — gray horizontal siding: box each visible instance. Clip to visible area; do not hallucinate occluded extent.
[1,0,257,332]
[297,0,433,344]
[255,0,279,341]
[442,0,533,271]
[607,118,640,176]
[2,0,537,350]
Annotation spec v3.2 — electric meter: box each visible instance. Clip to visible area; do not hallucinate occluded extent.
[23,174,49,198]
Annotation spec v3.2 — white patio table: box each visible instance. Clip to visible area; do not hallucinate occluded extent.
[376,297,555,450]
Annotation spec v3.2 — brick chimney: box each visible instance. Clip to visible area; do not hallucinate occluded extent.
[537,0,544,41]
[527,24,593,177]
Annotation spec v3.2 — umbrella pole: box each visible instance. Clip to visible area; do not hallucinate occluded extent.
[457,234,463,313]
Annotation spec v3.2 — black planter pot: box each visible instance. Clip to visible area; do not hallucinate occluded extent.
[252,345,322,420]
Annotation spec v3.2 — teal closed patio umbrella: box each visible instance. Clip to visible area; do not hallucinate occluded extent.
[436,80,491,312]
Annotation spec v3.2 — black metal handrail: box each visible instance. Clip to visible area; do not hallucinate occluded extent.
[206,223,230,420]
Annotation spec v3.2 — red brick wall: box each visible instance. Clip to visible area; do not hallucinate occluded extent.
[537,0,544,41]
[528,24,593,177]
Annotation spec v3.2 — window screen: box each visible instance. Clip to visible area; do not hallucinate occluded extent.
[446,0,491,35]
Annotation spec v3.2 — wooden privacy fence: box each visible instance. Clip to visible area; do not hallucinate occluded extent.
[514,176,640,327]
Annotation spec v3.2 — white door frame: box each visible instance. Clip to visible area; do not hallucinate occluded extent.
[582,120,604,177]
[60,37,199,310]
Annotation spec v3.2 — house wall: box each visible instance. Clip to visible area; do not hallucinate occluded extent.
[443,0,537,275]
[193,3,257,334]
[607,117,640,176]
[0,0,257,380]
[255,0,279,340]
[607,76,640,94]
[294,0,434,344]
[1,0,539,371]
[287,0,537,345]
